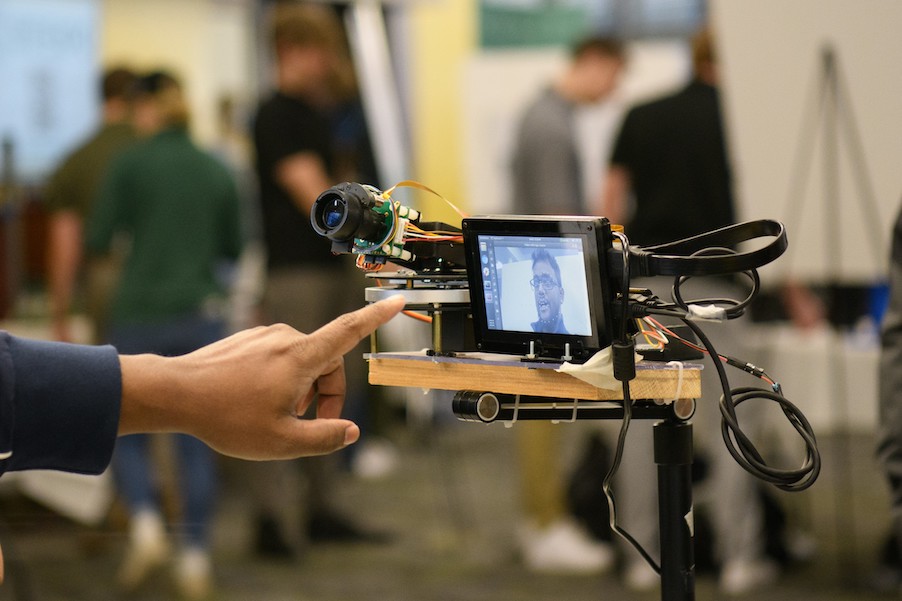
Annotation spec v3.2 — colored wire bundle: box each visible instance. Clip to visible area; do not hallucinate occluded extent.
[353,180,465,272]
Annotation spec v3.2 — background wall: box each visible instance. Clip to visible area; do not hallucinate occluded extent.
[101,0,256,146]
[712,0,902,285]
[406,0,477,221]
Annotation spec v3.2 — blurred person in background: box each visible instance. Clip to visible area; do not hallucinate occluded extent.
[250,2,381,559]
[511,36,624,216]
[509,35,624,574]
[87,70,243,599]
[602,26,733,243]
[877,204,902,593]
[600,26,822,594]
[45,67,137,344]
[211,94,266,335]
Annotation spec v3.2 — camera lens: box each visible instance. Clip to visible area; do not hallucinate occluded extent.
[311,182,387,244]
[323,200,346,229]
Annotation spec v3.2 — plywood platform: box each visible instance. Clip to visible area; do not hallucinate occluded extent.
[367,352,701,401]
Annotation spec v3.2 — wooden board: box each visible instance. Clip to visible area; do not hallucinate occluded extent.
[367,352,701,401]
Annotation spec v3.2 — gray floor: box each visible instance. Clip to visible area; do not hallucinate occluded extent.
[0,412,897,601]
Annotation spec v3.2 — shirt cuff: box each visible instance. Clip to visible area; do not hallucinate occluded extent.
[0,334,122,475]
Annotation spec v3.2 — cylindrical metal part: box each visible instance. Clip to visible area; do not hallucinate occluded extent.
[475,393,500,421]
[452,391,500,423]
[450,395,676,424]
[655,420,695,601]
[431,306,442,354]
[365,285,469,306]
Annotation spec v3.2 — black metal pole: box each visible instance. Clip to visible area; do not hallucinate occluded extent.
[452,391,698,600]
[655,418,695,601]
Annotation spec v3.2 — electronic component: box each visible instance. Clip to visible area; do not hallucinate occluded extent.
[311,181,466,272]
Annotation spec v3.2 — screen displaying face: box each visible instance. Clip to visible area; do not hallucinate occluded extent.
[477,234,593,337]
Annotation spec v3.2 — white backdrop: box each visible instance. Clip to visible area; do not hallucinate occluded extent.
[712,0,902,284]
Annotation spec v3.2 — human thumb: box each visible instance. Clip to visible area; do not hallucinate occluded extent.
[286,418,360,458]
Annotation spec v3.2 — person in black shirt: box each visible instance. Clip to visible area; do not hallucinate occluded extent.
[603,41,733,244]
[602,28,782,595]
[254,82,336,270]
[251,3,377,557]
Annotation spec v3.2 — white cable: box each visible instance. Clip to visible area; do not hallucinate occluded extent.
[551,398,581,424]
[504,394,521,428]
[569,398,579,423]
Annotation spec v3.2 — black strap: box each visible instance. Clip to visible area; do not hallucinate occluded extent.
[628,220,788,277]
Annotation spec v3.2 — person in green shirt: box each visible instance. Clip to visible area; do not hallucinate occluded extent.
[44,67,138,343]
[87,70,242,600]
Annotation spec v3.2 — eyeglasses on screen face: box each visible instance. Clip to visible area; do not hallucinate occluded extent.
[530,275,560,290]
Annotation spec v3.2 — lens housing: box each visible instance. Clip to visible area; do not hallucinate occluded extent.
[311,182,386,243]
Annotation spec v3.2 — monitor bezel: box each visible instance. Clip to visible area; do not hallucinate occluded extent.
[462,216,615,362]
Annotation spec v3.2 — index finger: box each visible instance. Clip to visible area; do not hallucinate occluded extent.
[305,295,406,367]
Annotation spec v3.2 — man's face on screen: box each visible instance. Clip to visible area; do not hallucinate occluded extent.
[531,260,563,322]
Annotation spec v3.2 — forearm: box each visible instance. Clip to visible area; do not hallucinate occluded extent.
[118,353,188,436]
[47,212,83,323]
[276,153,332,215]
[0,297,403,477]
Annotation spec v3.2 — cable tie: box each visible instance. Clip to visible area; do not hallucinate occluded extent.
[504,394,521,428]
[666,361,685,403]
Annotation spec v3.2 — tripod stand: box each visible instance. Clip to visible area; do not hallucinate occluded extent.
[464,395,697,601]
[780,44,886,581]
[782,45,885,274]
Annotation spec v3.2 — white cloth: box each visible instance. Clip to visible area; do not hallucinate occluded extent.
[556,347,643,390]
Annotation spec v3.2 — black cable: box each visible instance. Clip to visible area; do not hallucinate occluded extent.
[605,232,818,574]
[598,231,663,573]
[601,380,662,575]
[677,317,821,492]
[630,300,821,491]
[670,247,760,319]
[612,231,631,341]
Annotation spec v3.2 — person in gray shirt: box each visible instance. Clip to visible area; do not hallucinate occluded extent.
[508,35,624,575]
[510,36,624,216]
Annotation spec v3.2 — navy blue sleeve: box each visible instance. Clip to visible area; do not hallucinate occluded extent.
[0,332,122,475]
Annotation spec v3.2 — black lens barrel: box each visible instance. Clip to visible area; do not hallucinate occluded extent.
[311,182,386,243]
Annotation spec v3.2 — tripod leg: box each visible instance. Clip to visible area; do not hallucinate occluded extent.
[655,419,695,601]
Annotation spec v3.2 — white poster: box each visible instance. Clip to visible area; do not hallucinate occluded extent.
[0,0,100,182]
